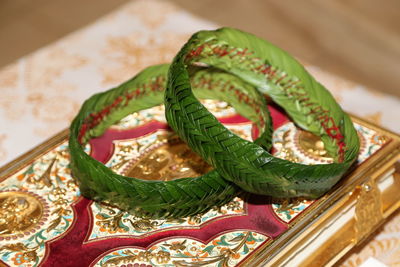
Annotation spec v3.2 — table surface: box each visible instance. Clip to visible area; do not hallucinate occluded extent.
[0,0,399,266]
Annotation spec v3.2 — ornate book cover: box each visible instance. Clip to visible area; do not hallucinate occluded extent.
[1,100,399,267]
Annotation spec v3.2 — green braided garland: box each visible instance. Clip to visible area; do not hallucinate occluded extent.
[70,27,360,218]
[165,28,360,198]
[69,64,273,218]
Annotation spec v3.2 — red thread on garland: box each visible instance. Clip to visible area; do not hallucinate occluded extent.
[78,77,165,143]
[186,42,347,161]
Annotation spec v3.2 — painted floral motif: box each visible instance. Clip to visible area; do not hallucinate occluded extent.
[0,0,398,264]
[1,243,38,266]
[111,105,166,130]
[272,198,315,223]
[107,126,253,176]
[107,100,251,174]
[0,142,80,267]
[92,231,268,267]
[354,124,387,163]
[88,197,245,240]
[87,101,255,241]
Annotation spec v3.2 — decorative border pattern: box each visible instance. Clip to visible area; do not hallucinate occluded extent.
[87,103,253,241]
[87,197,245,240]
[0,142,80,267]
[91,231,268,267]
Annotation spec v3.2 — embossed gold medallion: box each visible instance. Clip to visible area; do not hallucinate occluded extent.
[124,135,212,181]
[297,130,333,162]
[0,191,47,239]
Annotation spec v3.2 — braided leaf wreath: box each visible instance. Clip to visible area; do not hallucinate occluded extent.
[69,28,359,218]
[69,64,273,218]
[165,27,359,198]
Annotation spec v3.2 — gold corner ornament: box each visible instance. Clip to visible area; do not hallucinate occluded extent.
[354,179,383,243]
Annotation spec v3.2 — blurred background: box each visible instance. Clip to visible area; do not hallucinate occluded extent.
[0,0,399,97]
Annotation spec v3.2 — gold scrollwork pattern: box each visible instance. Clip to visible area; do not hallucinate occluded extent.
[354,180,383,243]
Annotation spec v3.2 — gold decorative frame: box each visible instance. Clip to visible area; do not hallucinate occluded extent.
[1,115,399,267]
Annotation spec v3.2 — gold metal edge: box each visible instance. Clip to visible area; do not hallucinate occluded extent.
[300,157,400,266]
[243,116,400,266]
[243,190,354,266]
[253,145,400,266]
[300,218,356,267]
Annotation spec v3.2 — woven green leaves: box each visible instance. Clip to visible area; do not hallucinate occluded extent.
[69,64,272,218]
[165,27,359,198]
[69,28,359,218]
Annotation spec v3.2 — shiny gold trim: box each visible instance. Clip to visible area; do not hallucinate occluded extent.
[354,179,383,243]
[299,218,356,267]
[246,115,400,266]
[381,170,400,217]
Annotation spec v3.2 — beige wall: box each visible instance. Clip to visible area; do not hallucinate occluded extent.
[1,0,399,97]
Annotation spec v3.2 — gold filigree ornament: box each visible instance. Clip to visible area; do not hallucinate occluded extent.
[273,122,372,167]
[0,190,49,240]
[118,133,212,181]
[295,127,365,163]
[296,130,333,162]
